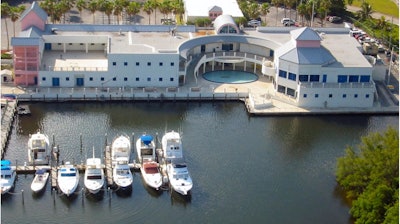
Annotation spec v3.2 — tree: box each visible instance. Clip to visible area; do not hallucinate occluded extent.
[271,0,282,26]
[171,0,185,24]
[126,1,141,24]
[148,0,159,24]
[260,3,270,25]
[336,127,399,224]
[10,5,26,37]
[113,0,128,25]
[87,0,98,24]
[358,0,373,21]
[76,0,86,23]
[143,1,153,25]
[103,0,114,24]
[1,2,11,50]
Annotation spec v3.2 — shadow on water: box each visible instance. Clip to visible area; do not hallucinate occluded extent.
[115,186,132,198]
[58,190,80,207]
[170,190,192,207]
[84,188,105,202]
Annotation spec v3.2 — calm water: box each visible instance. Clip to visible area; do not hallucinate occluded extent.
[1,102,398,224]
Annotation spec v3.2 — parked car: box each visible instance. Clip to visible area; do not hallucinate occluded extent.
[283,19,296,26]
[328,16,342,23]
[247,19,261,27]
[281,18,291,24]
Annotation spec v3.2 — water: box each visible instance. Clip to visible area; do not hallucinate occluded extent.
[202,70,259,83]
[1,102,398,224]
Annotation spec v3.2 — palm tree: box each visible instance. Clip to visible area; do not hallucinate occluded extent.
[143,1,153,25]
[126,1,141,24]
[148,0,159,24]
[171,0,185,24]
[1,2,11,50]
[358,0,373,21]
[87,0,98,24]
[159,0,172,20]
[113,0,128,25]
[271,0,281,26]
[260,3,270,25]
[40,0,56,23]
[247,1,261,20]
[76,0,86,23]
[103,0,114,24]
[297,2,307,26]
[10,5,26,37]
[317,0,331,27]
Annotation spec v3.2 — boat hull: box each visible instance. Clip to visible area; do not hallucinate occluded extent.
[31,172,49,193]
[141,162,162,190]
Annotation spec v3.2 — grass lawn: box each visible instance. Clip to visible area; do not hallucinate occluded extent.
[349,0,399,18]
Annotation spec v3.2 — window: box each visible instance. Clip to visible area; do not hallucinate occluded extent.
[124,77,128,81]
[136,62,140,66]
[338,75,347,83]
[89,77,93,81]
[287,88,295,97]
[170,78,174,81]
[66,77,69,81]
[279,70,287,78]
[349,75,359,82]
[112,77,116,81]
[159,77,163,81]
[366,94,370,98]
[342,94,347,98]
[303,94,307,98]
[136,77,139,81]
[222,43,233,51]
[42,77,46,81]
[315,94,319,98]
[58,43,62,45]
[360,75,370,82]
[112,62,116,66]
[329,94,332,98]
[288,72,296,81]
[124,62,128,66]
[299,75,308,82]
[147,62,151,66]
[68,43,72,45]
[354,94,358,98]
[101,77,105,81]
[277,85,285,93]
[147,77,151,81]
[170,62,174,66]
[310,75,319,82]
[159,62,163,66]
[80,43,84,45]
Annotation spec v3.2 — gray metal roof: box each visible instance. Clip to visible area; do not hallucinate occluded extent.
[280,46,336,65]
[19,26,43,38]
[20,1,48,22]
[290,27,322,41]
[11,37,42,46]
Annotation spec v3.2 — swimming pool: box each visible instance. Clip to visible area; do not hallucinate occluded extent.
[202,70,258,84]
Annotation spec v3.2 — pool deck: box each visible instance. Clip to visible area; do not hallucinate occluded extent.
[1,71,398,116]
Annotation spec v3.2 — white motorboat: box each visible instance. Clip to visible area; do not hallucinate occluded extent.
[0,160,16,195]
[141,161,162,190]
[57,162,80,196]
[113,162,133,189]
[111,135,131,164]
[161,131,183,160]
[30,169,49,193]
[166,158,193,195]
[136,134,156,163]
[28,131,50,165]
[84,156,105,194]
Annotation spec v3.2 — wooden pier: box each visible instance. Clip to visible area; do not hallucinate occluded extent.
[1,99,17,158]
[104,146,113,187]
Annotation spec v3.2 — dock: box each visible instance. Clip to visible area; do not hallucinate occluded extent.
[104,146,113,187]
[1,99,17,158]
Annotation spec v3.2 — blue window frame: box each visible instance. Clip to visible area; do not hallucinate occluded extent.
[349,75,359,82]
[338,75,347,83]
[323,74,327,83]
[310,75,319,82]
[279,70,287,78]
[299,75,308,82]
[288,72,296,81]
[360,75,370,82]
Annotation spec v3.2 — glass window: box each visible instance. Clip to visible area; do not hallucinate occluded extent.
[159,62,163,66]
[112,77,116,81]
[299,75,308,82]
[279,70,287,78]
[288,72,296,81]
[159,77,163,81]
[315,94,319,98]
[366,94,370,98]
[101,77,104,81]
[124,77,128,81]
[354,94,358,98]
[147,77,151,81]
[171,62,174,66]
[342,94,347,98]
[277,85,285,93]
[360,75,370,82]
[349,75,359,82]
[287,88,295,97]
[112,62,116,66]
[66,77,69,81]
[124,62,128,66]
[303,94,307,98]
[89,77,93,81]
[147,62,151,66]
[170,78,174,81]
[136,77,139,81]
[338,75,347,83]
[136,62,140,66]
[310,75,319,82]
[329,94,332,98]
[42,77,46,81]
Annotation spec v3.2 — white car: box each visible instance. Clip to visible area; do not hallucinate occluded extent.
[247,19,261,27]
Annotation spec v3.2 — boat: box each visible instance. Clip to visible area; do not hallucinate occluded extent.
[30,169,49,193]
[161,131,183,160]
[0,160,16,195]
[136,134,162,190]
[111,134,131,164]
[27,131,50,165]
[113,161,133,189]
[136,134,156,163]
[141,161,163,190]
[166,158,193,195]
[57,162,80,196]
[84,149,105,194]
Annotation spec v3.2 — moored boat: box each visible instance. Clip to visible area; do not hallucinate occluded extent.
[111,135,131,164]
[0,160,16,195]
[28,131,50,165]
[161,131,183,160]
[141,161,162,190]
[136,134,156,163]
[113,162,133,189]
[166,158,193,195]
[84,157,105,194]
[30,169,49,193]
[57,162,80,196]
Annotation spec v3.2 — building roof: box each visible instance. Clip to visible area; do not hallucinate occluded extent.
[290,27,322,41]
[19,26,44,38]
[11,37,42,46]
[184,0,243,17]
[280,47,336,65]
[20,1,48,22]
[213,15,239,34]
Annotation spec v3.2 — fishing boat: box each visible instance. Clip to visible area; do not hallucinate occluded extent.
[84,149,105,194]
[111,135,131,164]
[136,134,162,190]
[30,169,49,193]
[161,131,183,160]
[0,160,16,195]
[113,161,133,189]
[141,161,162,190]
[57,162,80,196]
[27,131,50,165]
[166,158,193,195]
[136,134,156,163]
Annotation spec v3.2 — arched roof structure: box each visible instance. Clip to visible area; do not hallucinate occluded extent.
[213,15,239,34]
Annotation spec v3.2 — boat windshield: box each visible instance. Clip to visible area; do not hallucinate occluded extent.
[173,174,188,180]
[61,173,76,177]
[145,166,159,174]
[2,174,12,179]
[32,139,46,148]
[117,169,130,175]
[141,148,153,156]
[87,175,102,180]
